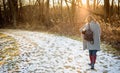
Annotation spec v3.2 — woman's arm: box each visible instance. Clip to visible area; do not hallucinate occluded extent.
[79,23,87,33]
[96,22,101,36]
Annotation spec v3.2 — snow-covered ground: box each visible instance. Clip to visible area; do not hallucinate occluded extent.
[0,29,120,73]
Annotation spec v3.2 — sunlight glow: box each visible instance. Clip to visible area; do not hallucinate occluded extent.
[82,0,87,5]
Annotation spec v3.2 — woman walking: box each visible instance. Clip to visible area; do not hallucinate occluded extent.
[80,15,101,69]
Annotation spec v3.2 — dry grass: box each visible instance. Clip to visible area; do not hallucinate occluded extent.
[0,33,19,67]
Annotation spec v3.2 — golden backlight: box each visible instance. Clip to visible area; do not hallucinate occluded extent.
[82,0,87,5]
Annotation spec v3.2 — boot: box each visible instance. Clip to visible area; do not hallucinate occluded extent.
[88,55,92,66]
[91,55,96,69]
[93,55,96,64]
[91,63,94,69]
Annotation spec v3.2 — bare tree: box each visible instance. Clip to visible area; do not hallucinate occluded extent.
[110,0,114,16]
[0,1,3,25]
[77,0,82,7]
[0,2,1,18]
[19,0,23,19]
[65,0,71,22]
[104,0,110,21]
[87,0,90,8]
[71,0,75,23]
[93,0,96,10]
[52,0,55,9]
[3,0,7,24]
[7,0,18,26]
[46,0,49,14]
[61,0,63,20]
[36,0,44,18]
[118,0,120,16]
[19,0,22,11]
[46,0,50,27]
[96,0,101,8]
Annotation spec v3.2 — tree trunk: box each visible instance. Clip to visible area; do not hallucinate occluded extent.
[87,0,90,8]
[11,0,18,26]
[71,0,75,23]
[110,0,114,16]
[79,0,83,6]
[96,0,101,8]
[65,0,70,12]
[65,0,71,23]
[61,0,63,20]
[0,3,3,26]
[29,0,31,5]
[93,0,96,10]
[46,0,49,14]
[42,0,45,16]
[3,0,7,24]
[0,4,1,15]
[19,0,22,9]
[46,0,50,27]
[118,0,120,16]
[104,0,110,22]
[19,0,22,20]
[53,0,55,9]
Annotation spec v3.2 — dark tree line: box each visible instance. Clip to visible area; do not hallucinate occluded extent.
[0,0,119,28]
[104,0,120,21]
[0,0,18,27]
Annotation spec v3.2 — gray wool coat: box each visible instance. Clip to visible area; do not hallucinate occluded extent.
[80,21,101,50]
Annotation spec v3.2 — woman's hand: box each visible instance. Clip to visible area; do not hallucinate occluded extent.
[82,29,86,34]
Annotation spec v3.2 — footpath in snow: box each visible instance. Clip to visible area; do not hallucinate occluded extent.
[0,29,120,73]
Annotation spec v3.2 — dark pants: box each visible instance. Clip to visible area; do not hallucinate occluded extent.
[89,50,97,56]
[89,50,98,65]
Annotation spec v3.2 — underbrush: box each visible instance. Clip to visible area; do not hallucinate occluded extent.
[2,15,120,50]
[48,15,120,50]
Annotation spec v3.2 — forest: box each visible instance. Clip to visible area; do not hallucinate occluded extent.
[0,0,120,49]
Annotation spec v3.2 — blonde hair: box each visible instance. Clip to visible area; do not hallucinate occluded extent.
[85,15,95,23]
